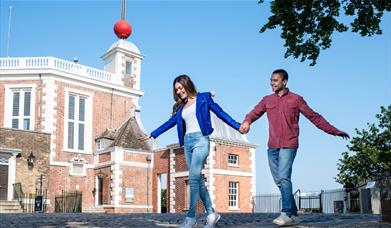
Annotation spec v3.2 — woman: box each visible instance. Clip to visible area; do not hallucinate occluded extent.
[141,74,241,228]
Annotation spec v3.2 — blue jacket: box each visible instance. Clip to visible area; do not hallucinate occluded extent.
[150,92,241,146]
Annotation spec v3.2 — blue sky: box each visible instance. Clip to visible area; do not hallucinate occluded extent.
[1,0,390,194]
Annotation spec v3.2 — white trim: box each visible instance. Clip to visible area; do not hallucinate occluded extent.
[0,72,143,98]
[169,149,176,213]
[250,148,256,205]
[213,169,254,177]
[101,205,153,209]
[0,148,21,201]
[41,78,57,161]
[228,181,239,209]
[3,84,36,131]
[63,88,93,154]
[208,142,215,203]
[157,174,161,213]
[94,160,153,169]
[95,176,99,206]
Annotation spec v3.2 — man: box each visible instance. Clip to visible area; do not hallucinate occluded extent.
[239,69,349,226]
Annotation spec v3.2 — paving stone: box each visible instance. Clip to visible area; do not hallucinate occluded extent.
[0,213,389,227]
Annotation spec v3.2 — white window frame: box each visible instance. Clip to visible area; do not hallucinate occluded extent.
[96,139,104,151]
[125,60,133,76]
[3,84,36,131]
[184,180,190,210]
[63,89,93,154]
[228,154,239,167]
[125,187,135,203]
[228,181,239,210]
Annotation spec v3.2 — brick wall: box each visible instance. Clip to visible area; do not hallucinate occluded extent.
[0,128,50,196]
[152,149,170,213]
[214,144,251,172]
[214,175,253,212]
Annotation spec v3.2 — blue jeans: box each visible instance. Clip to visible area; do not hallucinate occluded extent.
[268,148,298,216]
[184,132,213,218]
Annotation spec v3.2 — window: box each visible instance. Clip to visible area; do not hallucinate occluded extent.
[228,154,239,166]
[66,94,87,151]
[228,181,239,209]
[125,187,134,203]
[96,139,104,151]
[125,60,132,75]
[184,180,190,210]
[11,88,32,130]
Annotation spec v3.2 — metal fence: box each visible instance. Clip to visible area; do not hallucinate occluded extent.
[253,188,348,214]
[13,183,48,213]
[55,191,82,213]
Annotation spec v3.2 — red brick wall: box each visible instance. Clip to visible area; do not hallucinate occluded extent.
[174,176,204,213]
[0,80,41,130]
[120,166,151,210]
[95,167,111,205]
[214,175,252,212]
[0,128,50,195]
[54,81,134,163]
[174,148,188,172]
[124,152,149,163]
[47,166,96,212]
[99,152,111,163]
[214,144,251,172]
[152,149,170,213]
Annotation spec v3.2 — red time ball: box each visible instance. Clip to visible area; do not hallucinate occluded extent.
[114,20,132,39]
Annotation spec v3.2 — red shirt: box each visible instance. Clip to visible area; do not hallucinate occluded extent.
[244,89,344,148]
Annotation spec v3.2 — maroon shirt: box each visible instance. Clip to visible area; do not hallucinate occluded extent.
[244,89,344,148]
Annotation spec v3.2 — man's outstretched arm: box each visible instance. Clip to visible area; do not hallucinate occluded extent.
[240,98,267,134]
[298,97,350,139]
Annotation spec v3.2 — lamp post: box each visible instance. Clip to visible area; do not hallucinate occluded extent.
[146,154,152,213]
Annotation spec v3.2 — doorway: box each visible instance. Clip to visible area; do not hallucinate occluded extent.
[97,177,103,205]
[0,165,9,200]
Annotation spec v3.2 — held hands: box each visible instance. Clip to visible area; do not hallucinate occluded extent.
[239,121,250,134]
[139,134,152,141]
[336,131,350,140]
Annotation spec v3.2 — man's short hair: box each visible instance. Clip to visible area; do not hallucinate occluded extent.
[272,69,288,81]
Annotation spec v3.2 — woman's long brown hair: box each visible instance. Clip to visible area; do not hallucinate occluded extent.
[172,74,197,114]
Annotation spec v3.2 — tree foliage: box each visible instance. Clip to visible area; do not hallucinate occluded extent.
[336,105,391,189]
[259,0,391,66]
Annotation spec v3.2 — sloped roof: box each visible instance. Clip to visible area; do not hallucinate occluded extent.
[210,112,249,144]
[96,116,151,151]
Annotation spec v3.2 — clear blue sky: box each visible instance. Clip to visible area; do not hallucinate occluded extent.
[1,0,390,194]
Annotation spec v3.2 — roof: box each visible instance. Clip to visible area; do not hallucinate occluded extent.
[107,39,141,55]
[96,116,151,151]
[210,112,249,144]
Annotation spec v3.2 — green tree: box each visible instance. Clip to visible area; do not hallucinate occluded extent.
[259,0,391,66]
[336,105,391,189]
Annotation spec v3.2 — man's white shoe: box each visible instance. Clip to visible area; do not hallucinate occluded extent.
[204,212,221,228]
[272,212,299,226]
[290,215,300,225]
[180,217,197,228]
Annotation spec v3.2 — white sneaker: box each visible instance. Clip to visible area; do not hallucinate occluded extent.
[290,215,300,225]
[180,217,197,228]
[272,212,297,226]
[204,212,221,228]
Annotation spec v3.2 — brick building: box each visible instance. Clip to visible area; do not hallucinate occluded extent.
[0,38,256,213]
[152,113,257,213]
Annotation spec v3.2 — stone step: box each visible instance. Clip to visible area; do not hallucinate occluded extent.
[83,206,106,213]
[0,200,23,213]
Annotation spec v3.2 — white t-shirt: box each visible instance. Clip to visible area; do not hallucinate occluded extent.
[181,100,201,134]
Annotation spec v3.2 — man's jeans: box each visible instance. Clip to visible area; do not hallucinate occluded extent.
[268,148,298,217]
[184,132,213,218]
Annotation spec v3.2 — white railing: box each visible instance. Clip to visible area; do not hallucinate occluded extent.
[0,57,117,84]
